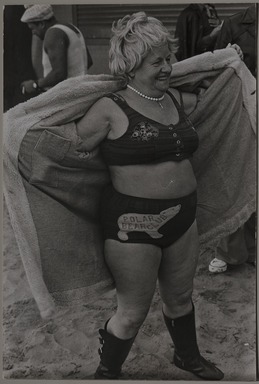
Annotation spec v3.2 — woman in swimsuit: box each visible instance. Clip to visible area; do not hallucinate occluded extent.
[77,11,224,381]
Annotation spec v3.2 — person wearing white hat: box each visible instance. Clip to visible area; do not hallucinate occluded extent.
[20,4,88,94]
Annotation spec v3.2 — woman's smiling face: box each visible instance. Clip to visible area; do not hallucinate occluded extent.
[131,43,172,97]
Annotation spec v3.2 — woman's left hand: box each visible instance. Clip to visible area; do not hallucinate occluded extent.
[226,43,244,60]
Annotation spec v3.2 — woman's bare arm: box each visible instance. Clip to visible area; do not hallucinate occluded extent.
[169,87,198,116]
[76,97,112,152]
[182,92,198,116]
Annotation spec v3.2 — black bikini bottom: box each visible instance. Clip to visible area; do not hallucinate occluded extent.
[100,184,197,248]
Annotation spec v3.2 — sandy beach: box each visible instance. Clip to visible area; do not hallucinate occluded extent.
[3,202,257,381]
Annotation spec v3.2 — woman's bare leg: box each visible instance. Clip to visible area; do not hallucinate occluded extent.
[158,220,199,319]
[158,221,224,380]
[104,239,162,339]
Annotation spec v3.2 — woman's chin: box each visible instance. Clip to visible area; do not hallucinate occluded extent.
[157,85,170,94]
[156,80,170,92]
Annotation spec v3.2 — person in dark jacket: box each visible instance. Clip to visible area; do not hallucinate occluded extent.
[174,4,222,61]
[215,5,256,77]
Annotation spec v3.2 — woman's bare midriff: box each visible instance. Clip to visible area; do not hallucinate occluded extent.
[109,160,197,199]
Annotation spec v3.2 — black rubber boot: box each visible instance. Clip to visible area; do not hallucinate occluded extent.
[163,307,224,380]
[94,322,136,379]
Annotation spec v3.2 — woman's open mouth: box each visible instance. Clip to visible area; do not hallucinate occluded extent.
[157,76,170,82]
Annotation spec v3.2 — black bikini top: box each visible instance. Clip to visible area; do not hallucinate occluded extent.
[100,90,199,166]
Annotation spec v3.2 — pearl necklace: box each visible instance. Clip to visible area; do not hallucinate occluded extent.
[127,84,165,108]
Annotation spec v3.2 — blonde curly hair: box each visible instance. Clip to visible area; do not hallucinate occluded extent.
[109,12,178,80]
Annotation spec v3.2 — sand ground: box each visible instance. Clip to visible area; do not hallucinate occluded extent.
[2,203,257,381]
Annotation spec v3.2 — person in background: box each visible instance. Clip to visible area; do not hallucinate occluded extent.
[215,5,256,77]
[4,5,36,111]
[209,4,256,273]
[209,213,256,273]
[20,4,88,95]
[174,4,222,61]
[76,11,228,381]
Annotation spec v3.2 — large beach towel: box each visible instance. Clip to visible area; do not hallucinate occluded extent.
[3,48,256,319]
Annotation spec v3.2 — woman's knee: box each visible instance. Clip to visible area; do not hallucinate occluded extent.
[115,308,149,333]
[162,287,193,317]
[163,298,193,319]
[107,306,150,339]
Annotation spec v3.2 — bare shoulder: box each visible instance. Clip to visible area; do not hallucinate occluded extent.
[168,87,197,115]
[75,97,114,151]
[168,87,181,104]
[76,94,127,150]
[44,27,68,48]
[77,96,110,124]
[181,92,197,116]
[92,95,117,110]
[77,95,121,130]
[169,88,197,115]
[92,94,127,122]
[87,95,120,119]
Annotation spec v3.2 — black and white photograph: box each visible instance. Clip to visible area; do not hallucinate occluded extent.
[2,2,257,381]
